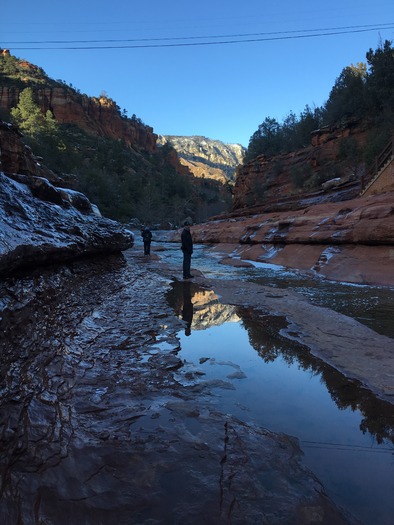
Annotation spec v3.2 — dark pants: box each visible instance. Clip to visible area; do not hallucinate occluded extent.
[144,241,151,255]
[183,252,191,278]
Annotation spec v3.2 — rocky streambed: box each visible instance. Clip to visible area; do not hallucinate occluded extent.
[1,241,394,524]
[0,243,382,525]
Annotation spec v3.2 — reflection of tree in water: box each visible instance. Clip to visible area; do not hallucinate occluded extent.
[237,310,297,364]
[238,306,394,446]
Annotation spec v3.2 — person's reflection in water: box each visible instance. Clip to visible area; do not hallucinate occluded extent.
[181,282,194,336]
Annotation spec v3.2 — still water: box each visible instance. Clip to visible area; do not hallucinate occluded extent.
[162,241,394,525]
[160,241,394,339]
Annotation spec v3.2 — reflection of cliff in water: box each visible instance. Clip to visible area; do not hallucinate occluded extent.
[166,281,240,333]
[237,306,394,447]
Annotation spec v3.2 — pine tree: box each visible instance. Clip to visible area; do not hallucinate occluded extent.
[11,87,58,138]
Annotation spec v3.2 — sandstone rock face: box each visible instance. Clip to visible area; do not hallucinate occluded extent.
[0,121,133,275]
[201,120,394,286]
[0,85,157,153]
[188,191,394,286]
[0,172,134,275]
[178,157,229,184]
[0,121,60,183]
[157,135,245,183]
[233,121,369,210]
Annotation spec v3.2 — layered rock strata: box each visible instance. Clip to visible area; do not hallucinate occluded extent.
[188,191,394,286]
[157,135,245,183]
[233,120,368,210]
[0,84,156,153]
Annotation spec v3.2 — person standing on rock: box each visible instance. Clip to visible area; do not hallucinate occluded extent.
[181,220,193,279]
[141,226,152,255]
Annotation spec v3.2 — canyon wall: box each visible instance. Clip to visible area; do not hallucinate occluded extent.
[0,85,156,153]
[188,191,394,286]
[233,120,369,211]
[184,119,393,287]
[0,52,156,152]
[0,120,133,275]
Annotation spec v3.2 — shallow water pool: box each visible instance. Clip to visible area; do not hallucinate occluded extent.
[166,269,394,525]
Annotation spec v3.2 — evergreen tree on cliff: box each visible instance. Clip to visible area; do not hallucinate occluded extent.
[10,87,58,138]
[245,40,393,163]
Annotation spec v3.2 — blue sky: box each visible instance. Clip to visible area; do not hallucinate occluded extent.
[2,1,393,146]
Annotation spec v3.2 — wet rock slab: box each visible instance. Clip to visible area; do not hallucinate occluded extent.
[0,172,133,275]
[0,253,357,524]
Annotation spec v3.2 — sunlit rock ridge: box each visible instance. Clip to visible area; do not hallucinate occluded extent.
[157,135,246,183]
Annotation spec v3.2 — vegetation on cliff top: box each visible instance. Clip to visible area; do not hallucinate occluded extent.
[245,40,394,167]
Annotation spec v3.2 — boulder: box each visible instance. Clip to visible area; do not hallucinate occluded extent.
[0,172,134,275]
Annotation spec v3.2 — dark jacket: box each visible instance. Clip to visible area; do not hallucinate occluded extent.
[142,228,152,242]
[181,227,193,254]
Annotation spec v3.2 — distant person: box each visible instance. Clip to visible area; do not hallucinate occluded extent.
[141,226,152,255]
[181,220,193,279]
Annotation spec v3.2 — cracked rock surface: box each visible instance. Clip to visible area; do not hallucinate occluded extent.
[0,250,360,525]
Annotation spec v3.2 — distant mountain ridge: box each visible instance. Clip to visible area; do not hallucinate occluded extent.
[157,135,246,184]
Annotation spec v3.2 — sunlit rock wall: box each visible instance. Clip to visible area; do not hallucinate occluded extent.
[188,191,394,286]
[0,84,156,153]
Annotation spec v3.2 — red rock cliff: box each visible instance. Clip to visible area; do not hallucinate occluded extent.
[0,84,156,153]
[233,120,369,211]
[186,122,394,286]
[0,120,60,182]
